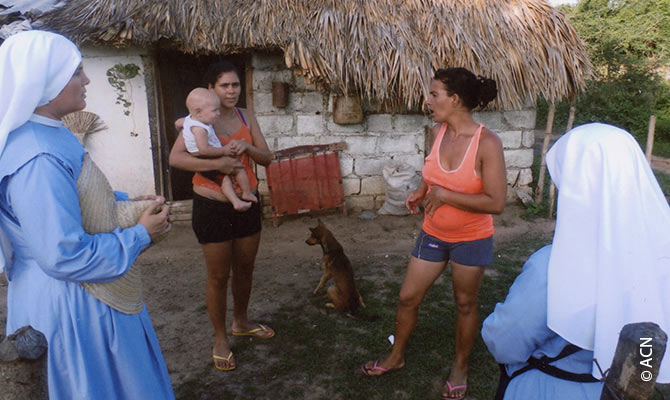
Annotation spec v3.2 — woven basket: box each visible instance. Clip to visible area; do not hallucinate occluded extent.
[77,154,154,314]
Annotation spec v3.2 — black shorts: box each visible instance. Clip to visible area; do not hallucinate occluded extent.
[191,192,262,244]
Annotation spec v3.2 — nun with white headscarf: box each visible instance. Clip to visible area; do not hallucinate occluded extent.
[0,31,174,399]
[481,123,670,399]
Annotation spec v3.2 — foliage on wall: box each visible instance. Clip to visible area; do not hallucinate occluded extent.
[106,63,140,117]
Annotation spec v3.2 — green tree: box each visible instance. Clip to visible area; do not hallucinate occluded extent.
[541,0,670,154]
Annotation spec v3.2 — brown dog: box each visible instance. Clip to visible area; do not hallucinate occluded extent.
[305,219,367,315]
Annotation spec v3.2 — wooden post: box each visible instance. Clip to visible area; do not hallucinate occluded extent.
[548,104,575,217]
[600,322,667,400]
[0,326,48,400]
[535,103,555,203]
[645,115,656,165]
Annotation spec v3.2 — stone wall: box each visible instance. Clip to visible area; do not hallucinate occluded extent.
[251,52,535,216]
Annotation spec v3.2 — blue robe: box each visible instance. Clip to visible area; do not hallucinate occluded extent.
[481,245,603,399]
[0,115,174,400]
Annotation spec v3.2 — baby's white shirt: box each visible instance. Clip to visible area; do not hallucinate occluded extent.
[183,115,222,153]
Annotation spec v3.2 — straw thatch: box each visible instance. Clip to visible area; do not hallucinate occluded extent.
[11,0,593,110]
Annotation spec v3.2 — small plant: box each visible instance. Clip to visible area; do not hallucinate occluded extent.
[520,201,549,221]
[106,63,140,116]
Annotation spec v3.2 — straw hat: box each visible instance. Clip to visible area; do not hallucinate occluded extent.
[77,153,157,314]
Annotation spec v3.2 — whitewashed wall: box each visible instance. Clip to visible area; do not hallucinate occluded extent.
[251,52,536,215]
[80,45,155,197]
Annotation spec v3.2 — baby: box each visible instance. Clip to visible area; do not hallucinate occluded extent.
[183,87,258,211]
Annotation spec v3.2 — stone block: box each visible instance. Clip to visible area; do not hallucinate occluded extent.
[355,157,384,175]
[394,114,430,132]
[341,136,377,155]
[253,92,289,115]
[498,130,522,149]
[473,111,506,131]
[256,165,267,180]
[522,130,535,148]
[251,53,285,70]
[288,92,324,113]
[390,154,424,173]
[367,114,393,133]
[276,136,317,149]
[504,148,534,168]
[374,195,386,210]
[518,167,533,186]
[257,115,294,136]
[360,175,385,195]
[346,195,375,211]
[293,75,316,91]
[504,109,536,129]
[296,115,325,135]
[342,177,361,196]
[253,70,293,91]
[377,135,417,153]
[257,180,269,195]
[339,157,354,176]
[327,119,365,135]
[506,168,520,185]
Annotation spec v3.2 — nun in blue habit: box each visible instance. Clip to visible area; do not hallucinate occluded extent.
[0,30,174,399]
[482,123,670,399]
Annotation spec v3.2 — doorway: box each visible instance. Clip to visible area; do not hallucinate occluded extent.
[155,50,248,201]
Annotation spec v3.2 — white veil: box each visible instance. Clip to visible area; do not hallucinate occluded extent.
[0,30,82,272]
[546,123,670,381]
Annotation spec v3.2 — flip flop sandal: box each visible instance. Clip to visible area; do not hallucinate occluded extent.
[360,360,397,377]
[213,352,236,371]
[441,380,467,400]
[232,324,275,339]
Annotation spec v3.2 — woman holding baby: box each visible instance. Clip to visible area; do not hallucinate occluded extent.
[169,61,275,371]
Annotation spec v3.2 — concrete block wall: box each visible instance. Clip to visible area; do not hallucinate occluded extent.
[251,52,535,216]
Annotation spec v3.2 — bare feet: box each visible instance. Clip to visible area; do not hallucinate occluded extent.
[241,191,258,203]
[360,357,405,376]
[231,198,252,212]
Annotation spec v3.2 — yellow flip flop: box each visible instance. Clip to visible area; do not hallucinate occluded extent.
[232,323,275,339]
[213,352,236,371]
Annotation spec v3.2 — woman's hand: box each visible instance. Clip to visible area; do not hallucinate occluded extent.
[423,186,448,217]
[405,189,426,215]
[138,201,171,242]
[227,139,250,156]
[220,143,236,157]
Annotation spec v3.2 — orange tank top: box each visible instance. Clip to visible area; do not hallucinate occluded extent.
[421,123,494,242]
[192,108,258,193]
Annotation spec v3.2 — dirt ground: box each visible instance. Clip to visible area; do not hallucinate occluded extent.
[140,205,556,398]
[0,203,556,398]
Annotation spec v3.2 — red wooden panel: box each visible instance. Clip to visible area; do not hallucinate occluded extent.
[266,151,345,218]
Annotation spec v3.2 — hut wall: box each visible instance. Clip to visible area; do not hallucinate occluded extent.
[251,52,535,216]
[79,46,156,197]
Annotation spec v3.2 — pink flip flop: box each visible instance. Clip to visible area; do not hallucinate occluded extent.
[360,360,390,376]
[442,380,467,400]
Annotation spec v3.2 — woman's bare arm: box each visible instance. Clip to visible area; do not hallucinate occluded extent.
[169,131,239,174]
[228,109,274,167]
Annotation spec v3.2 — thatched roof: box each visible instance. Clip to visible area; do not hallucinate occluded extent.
[4,0,593,110]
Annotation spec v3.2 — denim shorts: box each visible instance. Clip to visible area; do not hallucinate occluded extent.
[411,230,493,266]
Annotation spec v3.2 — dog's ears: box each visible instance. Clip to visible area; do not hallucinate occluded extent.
[317,218,323,226]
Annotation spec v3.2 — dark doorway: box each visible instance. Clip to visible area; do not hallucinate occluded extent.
[155,50,247,201]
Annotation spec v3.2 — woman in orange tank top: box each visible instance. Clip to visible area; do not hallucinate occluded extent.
[361,68,507,400]
[169,61,275,372]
